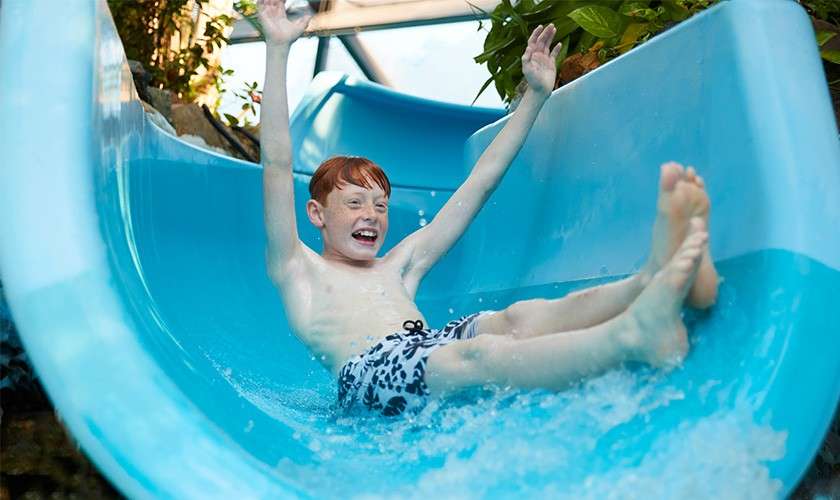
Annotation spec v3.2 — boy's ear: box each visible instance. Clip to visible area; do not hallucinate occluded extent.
[306,199,325,228]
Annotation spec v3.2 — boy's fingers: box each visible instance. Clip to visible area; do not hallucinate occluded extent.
[296,13,313,28]
[550,41,563,59]
[537,24,555,51]
[528,25,544,46]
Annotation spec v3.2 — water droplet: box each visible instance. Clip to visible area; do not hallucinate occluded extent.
[456,201,462,207]
[310,355,316,361]
[320,355,326,361]
[478,297,483,303]
[430,191,436,197]
[223,368,232,377]
[448,307,454,314]
[419,218,428,227]
[417,209,425,216]
[244,420,254,433]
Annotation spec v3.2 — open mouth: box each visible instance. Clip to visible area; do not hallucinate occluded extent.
[351,229,378,245]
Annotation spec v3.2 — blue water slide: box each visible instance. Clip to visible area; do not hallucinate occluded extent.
[1,0,838,497]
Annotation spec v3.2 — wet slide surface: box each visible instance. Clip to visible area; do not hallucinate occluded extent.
[1,0,839,497]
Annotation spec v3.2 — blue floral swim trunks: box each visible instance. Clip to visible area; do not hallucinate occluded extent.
[337,313,487,416]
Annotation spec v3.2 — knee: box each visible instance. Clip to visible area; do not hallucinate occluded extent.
[456,334,515,379]
[499,299,548,335]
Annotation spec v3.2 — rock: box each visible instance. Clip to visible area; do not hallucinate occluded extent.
[145,87,173,123]
[559,48,602,86]
[127,59,152,104]
[0,412,119,498]
[141,101,177,136]
[170,103,233,154]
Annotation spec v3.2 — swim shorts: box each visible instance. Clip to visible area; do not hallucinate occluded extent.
[337,312,488,417]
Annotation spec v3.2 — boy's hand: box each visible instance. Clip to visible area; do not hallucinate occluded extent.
[521,24,563,98]
[258,0,312,46]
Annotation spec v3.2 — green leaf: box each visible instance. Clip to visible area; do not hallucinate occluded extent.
[575,30,598,53]
[475,34,517,64]
[501,0,529,37]
[662,0,689,21]
[822,49,840,64]
[224,113,239,126]
[568,5,624,38]
[618,21,648,53]
[619,1,659,21]
[556,35,571,67]
[472,74,498,105]
[816,30,837,47]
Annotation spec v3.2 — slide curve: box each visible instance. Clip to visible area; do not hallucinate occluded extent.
[1,0,839,497]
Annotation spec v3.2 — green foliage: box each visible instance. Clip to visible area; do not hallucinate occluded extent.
[224,80,262,127]
[233,0,266,37]
[805,0,840,68]
[472,0,716,106]
[801,0,840,25]
[108,0,234,102]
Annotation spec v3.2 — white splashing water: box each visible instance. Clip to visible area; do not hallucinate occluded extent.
[259,369,785,499]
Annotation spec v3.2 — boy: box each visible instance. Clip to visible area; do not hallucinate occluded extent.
[258,0,719,416]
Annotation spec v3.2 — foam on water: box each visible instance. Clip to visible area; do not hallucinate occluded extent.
[253,369,784,498]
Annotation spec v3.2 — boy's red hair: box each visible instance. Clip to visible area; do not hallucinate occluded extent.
[309,156,391,205]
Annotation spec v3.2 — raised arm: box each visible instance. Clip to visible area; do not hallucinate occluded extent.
[391,24,562,288]
[259,0,312,281]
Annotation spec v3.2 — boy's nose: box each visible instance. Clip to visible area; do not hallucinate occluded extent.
[361,205,377,220]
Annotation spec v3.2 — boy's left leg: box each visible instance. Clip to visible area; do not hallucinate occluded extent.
[475,162,706,340]
[475,273,649,340]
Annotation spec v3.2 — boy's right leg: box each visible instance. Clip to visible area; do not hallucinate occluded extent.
[425,219,707,396]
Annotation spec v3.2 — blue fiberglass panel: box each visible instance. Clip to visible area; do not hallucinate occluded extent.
[0,0,838,498]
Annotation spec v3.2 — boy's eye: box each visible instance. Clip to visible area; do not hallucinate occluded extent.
[347,200,361,206]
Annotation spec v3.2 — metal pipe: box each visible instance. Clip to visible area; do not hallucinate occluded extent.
[313,36,330,77]
[337,34,391,87]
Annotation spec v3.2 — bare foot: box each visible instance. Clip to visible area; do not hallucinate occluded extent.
[644,161,718,309]
[625,218,708,368]
[684,165,719,308]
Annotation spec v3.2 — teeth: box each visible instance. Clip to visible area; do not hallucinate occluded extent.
[356,230,376,237]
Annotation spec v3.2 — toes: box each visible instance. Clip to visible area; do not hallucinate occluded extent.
[688,216,706,233]
[660,162,684,191]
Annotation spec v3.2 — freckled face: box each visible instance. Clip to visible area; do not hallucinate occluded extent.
[319,184,389,262]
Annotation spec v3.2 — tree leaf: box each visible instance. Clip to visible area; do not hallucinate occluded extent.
[619,1,659,21]
[568,5,624,38]
[472,73,498,105]
[574,30,598,53]
[556,35,571,67]
[662,0,689,22]
[817,30,837,47]
[822,49,840,64]
[224,113,239,126]
[618,22,648,53]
